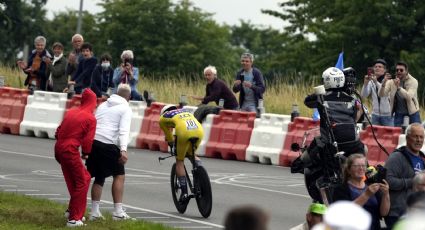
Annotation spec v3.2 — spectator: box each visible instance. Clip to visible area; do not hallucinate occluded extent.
[66,34,84,80]
[90,53,114,98]
[312,201,371,230]
[113,50,142,100]
[413,172,425,192]
[232,53,265,116]
[224,205,269,230]
[45,42,68,93]
[332,153,390,230]
[70,43,97,94]
[393,191,425,230]
[86,83,133,220]
[290,203,327,230]
[191,65,238,110]
[17,36,52,91]
[379,61,421,127]
[360,59,393,126]
[384,123,425,229]
[54,89,97,227]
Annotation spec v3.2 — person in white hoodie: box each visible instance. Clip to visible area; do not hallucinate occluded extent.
[86,83,133,220]
[361,59,393,126]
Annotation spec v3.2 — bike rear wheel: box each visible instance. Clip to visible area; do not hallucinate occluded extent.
[170,163,189,213]
[194,166,212,218]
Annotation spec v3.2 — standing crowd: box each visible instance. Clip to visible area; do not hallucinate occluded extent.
[27,32,424,229]
[17,34,144,101]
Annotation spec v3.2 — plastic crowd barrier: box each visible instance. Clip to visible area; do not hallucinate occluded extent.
[195,114,215,157]
[360,125,402,166]
[0,87,29,134]
[279,117,320,166]
[245,113,292,165]
[204,110,256,161]
[65,94,106,113]
[128,100,147,148]
[20,91,68,139]
[136,102,168,152]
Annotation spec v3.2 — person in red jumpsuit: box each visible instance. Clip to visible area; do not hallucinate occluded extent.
[54,88,97,227]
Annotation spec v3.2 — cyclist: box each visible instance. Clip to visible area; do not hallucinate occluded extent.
[159,105,204,202]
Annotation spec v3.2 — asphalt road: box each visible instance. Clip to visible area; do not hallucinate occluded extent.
[0,134,311,229]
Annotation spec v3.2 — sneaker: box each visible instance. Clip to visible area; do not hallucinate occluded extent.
[64,210,86,221]
[142,90,149,102]
[89,212,105,221]
[179,193,189,205]
[143,90,153,107]
[112,210,136,221]
[66,220,85,227]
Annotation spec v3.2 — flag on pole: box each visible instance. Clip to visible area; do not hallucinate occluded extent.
[335,52,344,70]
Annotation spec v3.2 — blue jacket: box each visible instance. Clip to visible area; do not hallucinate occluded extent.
[90,65,114,97]
[232,67,265,108]
[72,57,98,94]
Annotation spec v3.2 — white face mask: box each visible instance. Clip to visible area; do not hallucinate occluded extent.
[101,62,110,68]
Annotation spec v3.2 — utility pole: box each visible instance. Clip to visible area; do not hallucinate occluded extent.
[76,0,83,34]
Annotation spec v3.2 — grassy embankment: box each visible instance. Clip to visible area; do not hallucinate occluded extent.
[0,191,176,230]
[2,65,425,118]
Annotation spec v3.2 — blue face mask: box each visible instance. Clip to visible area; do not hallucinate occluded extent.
[101,62,110,68]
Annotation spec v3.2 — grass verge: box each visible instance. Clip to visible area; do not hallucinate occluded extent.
[0,191,177,230]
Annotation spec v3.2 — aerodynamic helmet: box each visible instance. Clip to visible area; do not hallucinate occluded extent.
[322,67,345,90]
[160,105,178,116]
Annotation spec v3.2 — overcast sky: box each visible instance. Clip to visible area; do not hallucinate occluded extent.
[44,0,285,30]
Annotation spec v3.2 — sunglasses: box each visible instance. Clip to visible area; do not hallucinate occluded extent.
[396,68,405,72]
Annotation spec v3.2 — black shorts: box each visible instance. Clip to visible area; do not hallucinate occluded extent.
[86,140,125,178]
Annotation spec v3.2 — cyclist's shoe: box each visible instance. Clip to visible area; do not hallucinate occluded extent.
[89,212,105,221]
[66,220,85,227]
[179,193,189,205]
[143,90,153,107]
[64,210,86,221]
[112,210,136,221]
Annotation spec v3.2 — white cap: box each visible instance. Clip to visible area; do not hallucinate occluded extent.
[324,201,371,230]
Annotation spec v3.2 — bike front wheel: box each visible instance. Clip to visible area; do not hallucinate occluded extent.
[194,166,212,218]
[170,163,188,213]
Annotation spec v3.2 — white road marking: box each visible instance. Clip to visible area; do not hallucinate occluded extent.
[4,189,39,192]
[154,221,191,224]
[25,193,61,196]
[0,148,54,159]
[176,226,213,229]
[48,198,69,201]
[214,174,310,198]
[99,199,224,229]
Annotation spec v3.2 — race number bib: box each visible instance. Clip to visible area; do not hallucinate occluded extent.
[185,119,198,130]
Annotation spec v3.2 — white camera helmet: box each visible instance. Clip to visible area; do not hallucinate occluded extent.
[160,104,178,116]
[322,67,345,90]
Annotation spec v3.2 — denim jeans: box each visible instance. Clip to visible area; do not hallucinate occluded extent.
[371,114,394,126]
[394,111,421,127]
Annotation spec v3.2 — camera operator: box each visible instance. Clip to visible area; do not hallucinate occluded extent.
[332,154,390,230]
[112,50,142,101]
[304,67,365,156]
[384,123,425,229]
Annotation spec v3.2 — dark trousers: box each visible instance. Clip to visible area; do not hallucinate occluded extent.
[384,216,399,230]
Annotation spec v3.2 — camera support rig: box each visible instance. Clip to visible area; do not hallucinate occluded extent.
[313,93,344,205]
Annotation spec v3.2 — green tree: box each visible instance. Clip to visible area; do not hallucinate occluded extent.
[97,0,237,76]
[0,0,48,65]
[263,0,425,88]
[43,10,98,54]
